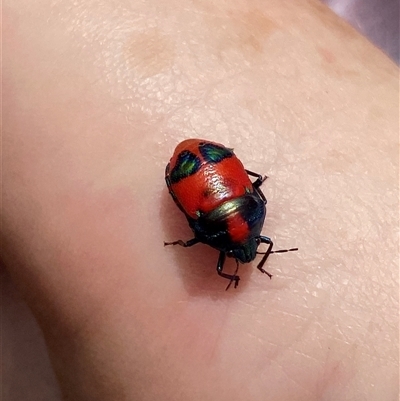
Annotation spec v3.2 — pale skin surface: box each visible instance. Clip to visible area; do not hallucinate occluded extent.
[3,0,399,400]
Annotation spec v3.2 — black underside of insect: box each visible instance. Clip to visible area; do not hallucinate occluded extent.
[165,169,298,290]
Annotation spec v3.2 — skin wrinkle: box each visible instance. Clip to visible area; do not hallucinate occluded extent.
[274,358,315,399]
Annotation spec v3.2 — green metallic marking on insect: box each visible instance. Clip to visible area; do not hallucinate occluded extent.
[170,150,201,183]
[199,143,233,163]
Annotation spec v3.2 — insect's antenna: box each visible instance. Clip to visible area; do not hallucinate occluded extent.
[257,247,298,255]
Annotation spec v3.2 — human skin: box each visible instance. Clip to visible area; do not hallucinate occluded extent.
[2,0,399,400]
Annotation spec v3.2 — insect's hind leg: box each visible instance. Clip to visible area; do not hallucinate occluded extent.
[245,169,268,203]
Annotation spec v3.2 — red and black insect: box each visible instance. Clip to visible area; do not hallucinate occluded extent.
[164,139,297,289]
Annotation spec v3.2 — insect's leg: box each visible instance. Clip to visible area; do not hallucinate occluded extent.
[245,169,268,203]
[257,236,274,278]
[245,169,268,188]
[257,239,298,274]
[216,252,240,290]
[164,238,199,247]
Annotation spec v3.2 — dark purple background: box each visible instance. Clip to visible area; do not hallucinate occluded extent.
[322,0,399,64]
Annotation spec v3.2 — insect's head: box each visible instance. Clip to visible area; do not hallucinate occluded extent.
[227,238,258,264]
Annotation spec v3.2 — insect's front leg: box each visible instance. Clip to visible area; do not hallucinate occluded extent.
[216,252,240,290]
[256,236,273,278]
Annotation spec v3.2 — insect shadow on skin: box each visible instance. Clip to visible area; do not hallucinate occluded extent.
[164,139,298,290]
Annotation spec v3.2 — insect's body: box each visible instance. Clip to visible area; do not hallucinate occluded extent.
[167,139,254,218]
[165,139,297,289]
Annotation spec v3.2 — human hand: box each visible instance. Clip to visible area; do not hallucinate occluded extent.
[3,1,398,400]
